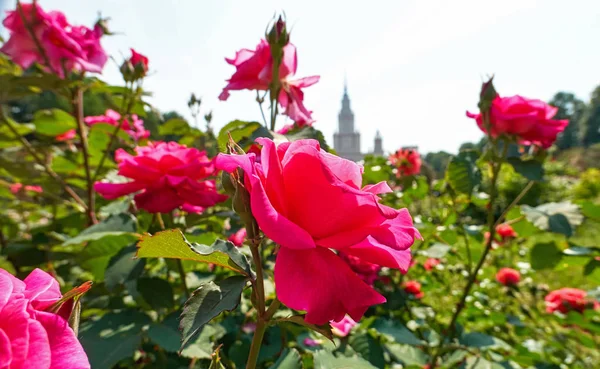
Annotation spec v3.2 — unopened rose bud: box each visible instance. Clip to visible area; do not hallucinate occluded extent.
[266,15,289,48]
[120,60,135,82]
[220,171,237,196]
[94,17,112,35]
[478,76,497,114]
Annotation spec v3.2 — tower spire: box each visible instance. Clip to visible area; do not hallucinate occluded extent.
[343,72,348,95]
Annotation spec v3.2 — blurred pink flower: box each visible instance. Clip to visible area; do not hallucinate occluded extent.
[330,315,356,337]
[496,268,520,286]
[55,129,76,141]
[389,148,422,177]
[228,228,247,247]
[466,95,568,148]
[216,137,421,325]
[423,258,440,271]
[85,109,150,140]
[219,40,319,128]
[94,142,227,213]
[403,280,424,299]
[0,2,106,78]
[10,183,43,194]
[545,288,599,314]
[303,337,321,347]
[0,268,90,369]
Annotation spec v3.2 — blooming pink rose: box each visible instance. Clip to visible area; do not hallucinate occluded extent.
[0,3,107,78]
[84,109,150,140]
[496,268,520,286]
[403,280,424,299]
[0,268,90,369]
[330,315,357,337]
[55,129,76,141]
[94,142,227,213]
[423,258,441,271]
[228,228,247,247]
[216,138,421,324]
[219,40,319,128]
[389,149,422,177]
[339,252,381,285]
[545,288,599,314]
[129,48,149,73]
[466,95,569,148]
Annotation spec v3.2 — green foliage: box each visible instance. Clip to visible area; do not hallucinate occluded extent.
[446,150,481,194]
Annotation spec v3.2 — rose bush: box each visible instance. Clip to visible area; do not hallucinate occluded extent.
[1,3,599,369]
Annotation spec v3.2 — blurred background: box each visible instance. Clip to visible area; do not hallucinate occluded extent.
[2,0,600,155]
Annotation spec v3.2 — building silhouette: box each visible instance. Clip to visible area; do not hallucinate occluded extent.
[333,81,384,161]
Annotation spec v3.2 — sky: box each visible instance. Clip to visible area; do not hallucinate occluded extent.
[2,0,600,154]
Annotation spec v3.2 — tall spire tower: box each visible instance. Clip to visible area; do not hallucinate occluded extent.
[334,80,363,161]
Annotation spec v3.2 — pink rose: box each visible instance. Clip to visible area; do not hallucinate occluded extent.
[219,40,319,128]
[84,109,150,140]
[389,149,422,177]
[0,268,90,369]
[485,223,518,247]
[0,3,107,78]
[55,129,76,142]
[545,288,599,314]
[466,95,569,148]
[330,315,357,337]
[228,228,247,247]
[339,252,381,285]
[94,142,227,213]
[216,138,421,324]
[129,48,149,73]
[403,280,424,299]
[496,268,520,286]
[423,258,440,271]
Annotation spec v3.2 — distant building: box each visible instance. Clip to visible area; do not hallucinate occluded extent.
[333,82,384,161]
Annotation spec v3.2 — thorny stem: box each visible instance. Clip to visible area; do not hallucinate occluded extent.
[246,237,280,369]
[72,87,98,224]
[429,140,533,368]
[92,81,136,182]
[0,106,87,209]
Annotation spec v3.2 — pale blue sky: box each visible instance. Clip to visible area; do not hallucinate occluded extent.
[2,0,600,154]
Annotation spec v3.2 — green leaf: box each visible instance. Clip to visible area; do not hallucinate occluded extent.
[420,243,451,258]
[278,315,333,341]
[137,277,174,310]
[579,201,600,221]
[179,276,247,350]
[446,151,481,195]
[283,125,331,151]
[33,109,76,136]
[104,245,146,291]
[136,229,253,276]
[530,242,563,270]
[313,350,377,369]
[548,213,572,237]
[159,118,191,135]
[507,157,544,181]
[181,323,226,359]
[372,318,422,346]
[521,202,583,234]
[465,356,505,369]
[385,344,428,366]
[270,348,303,369]
[349,333,385,368]
[79,310,151,369]
[217,120,268,151]
[459,332,512,351]
[0,256,16,275]
[0,118,34,144]
[64,213,137,245]
[77,234,139,280]
[147,313,181,352]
